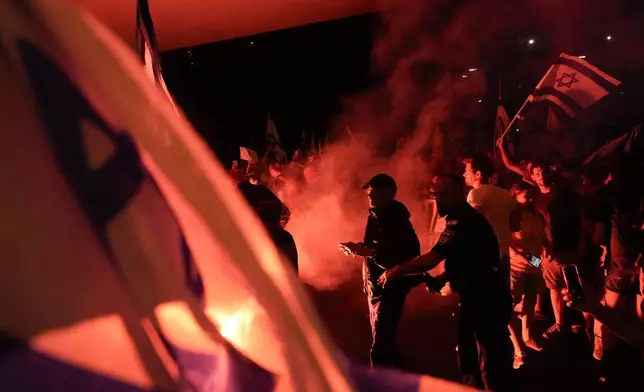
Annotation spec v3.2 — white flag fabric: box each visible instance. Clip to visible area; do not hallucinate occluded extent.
[529,53,621,117]
[0,1,472,392]
[240,146,259,162]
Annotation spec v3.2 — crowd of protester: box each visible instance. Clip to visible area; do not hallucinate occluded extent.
[229,132,644,391]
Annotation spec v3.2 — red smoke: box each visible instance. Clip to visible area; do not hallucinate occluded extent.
[286,0,643,289]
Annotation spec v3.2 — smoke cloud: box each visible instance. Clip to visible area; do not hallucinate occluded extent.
[285,0,644,290]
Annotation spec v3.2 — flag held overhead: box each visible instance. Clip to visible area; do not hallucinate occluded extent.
[529,53,621,117]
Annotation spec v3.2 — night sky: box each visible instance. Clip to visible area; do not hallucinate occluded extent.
[161,3,644,167]
[161,14,377,165]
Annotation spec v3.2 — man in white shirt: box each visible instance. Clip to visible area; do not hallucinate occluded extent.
[459,155,516,380]
[463,155,516,276]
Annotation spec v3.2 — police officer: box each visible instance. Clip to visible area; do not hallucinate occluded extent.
[378,175,515,391]
[340,174,421,369]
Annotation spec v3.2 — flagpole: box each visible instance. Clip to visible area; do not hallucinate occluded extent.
[498,65,554,141]
[498,97,530,140]
[494,77,503,156]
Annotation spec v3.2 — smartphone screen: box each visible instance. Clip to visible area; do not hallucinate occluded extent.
[527,254,542,268]
[562,264,585,301]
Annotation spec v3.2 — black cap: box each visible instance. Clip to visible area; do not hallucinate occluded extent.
[362,174,397,193]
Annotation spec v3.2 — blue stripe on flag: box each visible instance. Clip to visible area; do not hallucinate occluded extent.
[18,37,204,302]
[0,334,276,392]
[17,38,144,229]
[172,344,275,392]
[0,334,151,392]
[532,87,584,114]
[344,358,421,392]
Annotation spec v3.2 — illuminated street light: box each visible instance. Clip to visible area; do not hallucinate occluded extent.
[469,68,477,72]
[462,75,468,78]
[606,35,612,41]
[528,39,535,45]
[478,99,482,103]
[578,55,586,59]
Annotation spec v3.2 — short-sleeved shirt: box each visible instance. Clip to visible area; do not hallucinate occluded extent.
[534,187,581,254]
[585,185,613,226]
[431,204,510,307]
[581,184,613,260]
[509,204,545,273]
[467,184,516,257]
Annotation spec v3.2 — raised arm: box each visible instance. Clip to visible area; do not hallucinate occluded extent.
[497,137,524,176]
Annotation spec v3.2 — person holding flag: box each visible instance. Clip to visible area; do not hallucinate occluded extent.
[496,53,621,184]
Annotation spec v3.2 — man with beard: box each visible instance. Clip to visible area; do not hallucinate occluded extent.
[378,175,515,391]
[339,174,422,369]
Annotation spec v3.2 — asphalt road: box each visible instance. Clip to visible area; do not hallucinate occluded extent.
[309,280,640,391]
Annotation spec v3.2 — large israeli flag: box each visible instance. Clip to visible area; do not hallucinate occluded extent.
[0,1,471,391]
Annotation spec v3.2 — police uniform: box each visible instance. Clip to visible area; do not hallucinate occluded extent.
[431,203,516,391]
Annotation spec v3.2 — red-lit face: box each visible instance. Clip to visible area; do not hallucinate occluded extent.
[366,186,391,208]
[463,163,479,187]
[531,167,546,188]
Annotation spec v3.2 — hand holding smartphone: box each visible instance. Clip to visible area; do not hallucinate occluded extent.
[562,264,585,302]
[525,253,542,268]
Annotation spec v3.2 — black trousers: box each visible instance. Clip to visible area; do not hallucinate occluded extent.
[366,286,409,368]
[457,303,517,391]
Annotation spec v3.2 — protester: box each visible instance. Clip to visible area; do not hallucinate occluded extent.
[257,200,299,272]
[267,161,287,197]
[562,259,644,390]
[497,137,537,187]
[237,169,291,227]
[378,175,515,391]
[507,182,546,368]
[595,157,644,385]
[579,162,613,357]
[463,154,515,276]
[339,174,422,369]
[525,162,583,340]
[562,272,643,352]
